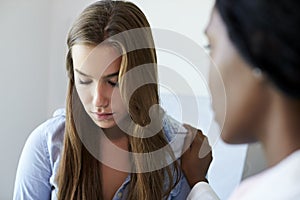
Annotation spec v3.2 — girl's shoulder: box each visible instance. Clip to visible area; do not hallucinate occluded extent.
[26,108,66,168]
[30,108,66,145]
[163,114,187,142]
[13,109,66,198]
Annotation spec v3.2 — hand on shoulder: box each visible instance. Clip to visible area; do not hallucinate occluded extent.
[181,124,213,187]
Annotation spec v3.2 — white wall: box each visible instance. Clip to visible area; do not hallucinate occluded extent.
[0,0,214,199]
[0,1,51,199]
[132,0,213,97]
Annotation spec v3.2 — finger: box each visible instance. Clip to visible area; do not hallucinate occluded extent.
[190,131,203,155]
[182,130,193,154]
[182,124,194,154]
[183,124,198,142]
[183,124,198,136]
[199,136,212,159]
[182,124,197,154]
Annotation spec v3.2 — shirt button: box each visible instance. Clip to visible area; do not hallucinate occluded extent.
[117,192,122,198]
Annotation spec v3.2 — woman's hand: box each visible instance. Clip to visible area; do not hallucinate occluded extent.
[181,124,213,188]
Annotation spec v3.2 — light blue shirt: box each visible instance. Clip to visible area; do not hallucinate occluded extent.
[13,109,191,200]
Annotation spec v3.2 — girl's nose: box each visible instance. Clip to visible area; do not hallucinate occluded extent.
[93,81,109,108]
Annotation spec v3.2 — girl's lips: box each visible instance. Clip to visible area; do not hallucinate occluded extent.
[93,112,114,121]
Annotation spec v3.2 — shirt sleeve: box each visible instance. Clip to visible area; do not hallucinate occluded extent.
[169,173,191,200]
[187,182,220,200]
[13,123,53,200]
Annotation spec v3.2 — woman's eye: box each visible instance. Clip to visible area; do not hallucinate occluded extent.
[204,44,211,52]
[107,80,119,87]
[79,79,92,85]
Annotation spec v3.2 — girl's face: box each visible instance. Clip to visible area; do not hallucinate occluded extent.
[72,44,128,129]
[206,9,269,143]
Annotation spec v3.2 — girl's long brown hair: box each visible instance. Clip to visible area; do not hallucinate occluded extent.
[56,1,181,199]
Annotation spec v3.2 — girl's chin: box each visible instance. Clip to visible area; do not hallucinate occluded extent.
[95,121,117,129]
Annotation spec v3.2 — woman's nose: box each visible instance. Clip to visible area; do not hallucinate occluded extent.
[93,81,109,108]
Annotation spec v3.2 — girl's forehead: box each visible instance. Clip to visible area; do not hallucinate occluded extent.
[72,44,121,79]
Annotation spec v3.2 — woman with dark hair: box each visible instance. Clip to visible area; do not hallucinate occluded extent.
[12,1,209,199]
[183,0,300,199]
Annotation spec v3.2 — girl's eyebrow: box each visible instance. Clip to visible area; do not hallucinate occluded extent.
[75,69,93,78]
[103,71,119,79]
[75,68,119,79]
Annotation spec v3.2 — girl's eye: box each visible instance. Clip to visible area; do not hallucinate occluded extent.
[79,79,92,85]
[107,80,119,87]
